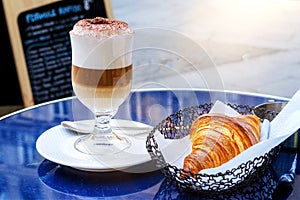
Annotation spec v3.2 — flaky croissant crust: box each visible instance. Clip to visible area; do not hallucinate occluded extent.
[182,113,260,175]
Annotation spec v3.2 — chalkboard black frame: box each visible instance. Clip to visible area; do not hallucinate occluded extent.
[3,0,113,107]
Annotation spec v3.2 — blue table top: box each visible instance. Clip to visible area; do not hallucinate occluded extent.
[0,89,298,199]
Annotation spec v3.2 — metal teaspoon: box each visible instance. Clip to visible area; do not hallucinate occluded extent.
[61,120,153,136]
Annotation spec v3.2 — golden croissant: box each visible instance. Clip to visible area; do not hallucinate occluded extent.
[181,113,260,176]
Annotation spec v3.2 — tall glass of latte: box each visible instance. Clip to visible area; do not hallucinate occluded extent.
[70,17,133,155]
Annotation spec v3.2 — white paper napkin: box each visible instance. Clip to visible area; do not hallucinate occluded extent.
[270,89,300,138]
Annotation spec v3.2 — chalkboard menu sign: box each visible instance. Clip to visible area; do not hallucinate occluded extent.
[16,0,108,105]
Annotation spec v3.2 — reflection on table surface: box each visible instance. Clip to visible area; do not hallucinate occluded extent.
[0,89,298,199]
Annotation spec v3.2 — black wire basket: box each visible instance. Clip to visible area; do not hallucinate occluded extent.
[146,103,282,193]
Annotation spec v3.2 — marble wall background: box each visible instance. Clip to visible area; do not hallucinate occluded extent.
[112,0,300,98]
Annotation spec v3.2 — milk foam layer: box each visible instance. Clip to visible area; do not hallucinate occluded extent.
[70,17,133,70]
[70,17,133,37]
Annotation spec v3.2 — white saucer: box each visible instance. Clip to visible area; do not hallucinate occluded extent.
[36,119,153,172]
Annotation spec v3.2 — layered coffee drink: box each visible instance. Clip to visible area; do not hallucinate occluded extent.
[69,17,133,113]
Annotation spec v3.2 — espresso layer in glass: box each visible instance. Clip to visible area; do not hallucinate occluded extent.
[72,64,132,112]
